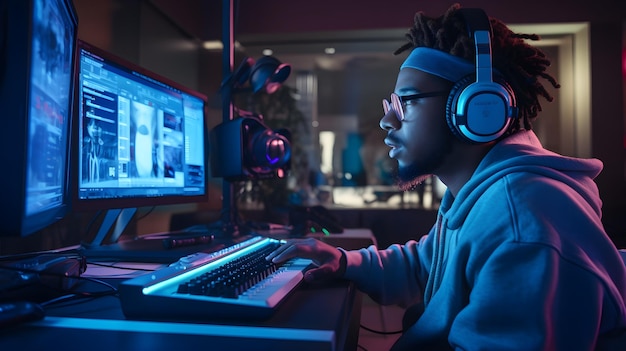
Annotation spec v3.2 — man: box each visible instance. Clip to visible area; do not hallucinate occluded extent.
[267,4,626,350]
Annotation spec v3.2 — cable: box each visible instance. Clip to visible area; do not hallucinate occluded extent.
[0,248,82,262]
[360,323,403,335]
[68,275,119,297]
[26,274,119,310]
[86,261,156,272]
[39,277,118,308]
[39,293,88,307]
[0,260,118,302]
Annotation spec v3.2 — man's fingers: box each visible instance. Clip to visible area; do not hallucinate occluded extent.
[266,243,299,263]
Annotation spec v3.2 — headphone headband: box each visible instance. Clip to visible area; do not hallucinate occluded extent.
[458,8,493,84]
[443,8,518,143]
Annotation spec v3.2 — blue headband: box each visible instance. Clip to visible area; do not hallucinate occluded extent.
[400,47,476,82]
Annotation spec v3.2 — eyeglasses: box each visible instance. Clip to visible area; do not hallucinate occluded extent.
[382,91,448,121]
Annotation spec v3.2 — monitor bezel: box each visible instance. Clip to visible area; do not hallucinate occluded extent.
[72,40,210,212]
[0,0,78,237]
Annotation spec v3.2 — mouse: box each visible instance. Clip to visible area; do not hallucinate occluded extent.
[0,301,45,328]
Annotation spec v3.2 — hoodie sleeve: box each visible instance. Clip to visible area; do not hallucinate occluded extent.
[342,225,436,307]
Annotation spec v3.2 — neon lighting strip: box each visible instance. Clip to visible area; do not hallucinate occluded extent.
[31,317,336,344]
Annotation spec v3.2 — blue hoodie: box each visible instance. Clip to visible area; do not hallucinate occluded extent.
[344,130,626,350]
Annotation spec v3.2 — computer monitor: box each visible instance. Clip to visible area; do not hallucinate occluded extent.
[0,0,78,237]
[74,40,209,245]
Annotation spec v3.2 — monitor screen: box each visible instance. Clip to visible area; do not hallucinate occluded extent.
[0,0,78,237]
[74,40,208,211]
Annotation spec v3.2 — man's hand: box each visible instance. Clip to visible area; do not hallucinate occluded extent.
[266,238,346,282]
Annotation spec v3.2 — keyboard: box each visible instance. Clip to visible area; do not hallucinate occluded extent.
[118,236,312,321]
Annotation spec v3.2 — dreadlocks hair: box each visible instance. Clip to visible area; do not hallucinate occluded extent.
[394,3,560,133]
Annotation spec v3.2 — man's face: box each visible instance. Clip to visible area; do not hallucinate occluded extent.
[380,68,454,190]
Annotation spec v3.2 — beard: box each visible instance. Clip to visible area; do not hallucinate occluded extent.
[392,138,452,192]
[395,170,431,192]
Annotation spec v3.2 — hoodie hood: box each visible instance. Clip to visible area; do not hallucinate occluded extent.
[440,130,603,230]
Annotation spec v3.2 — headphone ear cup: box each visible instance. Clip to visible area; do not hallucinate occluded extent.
[445,75,475,141]
[445,74,516,143]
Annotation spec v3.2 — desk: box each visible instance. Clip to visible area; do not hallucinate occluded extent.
[0,280,361,351]
[0,230,373,351]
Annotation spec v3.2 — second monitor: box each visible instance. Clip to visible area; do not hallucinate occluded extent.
[74,40,209,252]
[74,40,208,212]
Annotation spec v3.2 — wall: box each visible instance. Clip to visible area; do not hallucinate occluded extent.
[232,0,625,35]
[73,0,201,90]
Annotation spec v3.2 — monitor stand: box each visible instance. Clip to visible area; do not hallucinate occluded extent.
[79,208,225,264]
[89,208,137,247]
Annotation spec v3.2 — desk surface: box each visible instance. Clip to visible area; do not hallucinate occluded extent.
[0,231,372,351]
[0,280,361,351]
